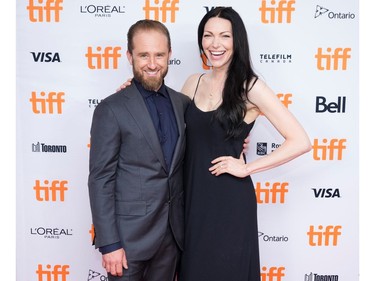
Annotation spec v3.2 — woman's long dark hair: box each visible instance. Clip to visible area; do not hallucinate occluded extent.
[198,7,258,139]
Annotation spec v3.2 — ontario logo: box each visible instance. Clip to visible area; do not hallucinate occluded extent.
[258,232,289,243]
[314,5,355,19]
[88,269,108,281]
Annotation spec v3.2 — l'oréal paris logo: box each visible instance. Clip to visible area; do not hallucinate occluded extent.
[80,5,126,18]
[30,227,73,239]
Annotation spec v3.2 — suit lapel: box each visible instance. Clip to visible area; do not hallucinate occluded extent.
[121,84,168,172]
[167,86,186,174]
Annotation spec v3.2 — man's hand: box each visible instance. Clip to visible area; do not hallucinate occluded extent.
[242,135,250,154]
[102,248,128,277]
[116,78,133,92]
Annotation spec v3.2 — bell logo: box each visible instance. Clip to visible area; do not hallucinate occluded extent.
[255,182,289,204]
[30,91,65,114]
[27,0,63,23]
[36,264,70,281]
[315,96,346,113]
[307,225,342,246]
[33,180,68,202]
[143,0,180,23]
[315,47,351,70]
[259,0,295,24]
[85,46,122,70]
[261,266,286,281]
[312,138,347,160]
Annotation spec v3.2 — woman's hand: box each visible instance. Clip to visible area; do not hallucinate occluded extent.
[116,78,133,92]
[209,156,249,178]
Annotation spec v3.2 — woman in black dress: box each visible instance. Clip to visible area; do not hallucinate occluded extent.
[179,7,311,281]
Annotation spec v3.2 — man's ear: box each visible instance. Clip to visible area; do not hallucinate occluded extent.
[168,48,172,60]
[126,50,133,65]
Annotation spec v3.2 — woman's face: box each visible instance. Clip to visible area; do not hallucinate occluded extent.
[202,17,233,70]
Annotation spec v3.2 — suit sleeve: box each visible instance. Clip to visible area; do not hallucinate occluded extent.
[88,100,121,249]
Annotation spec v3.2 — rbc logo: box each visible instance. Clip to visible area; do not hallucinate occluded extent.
[257,143,267,155]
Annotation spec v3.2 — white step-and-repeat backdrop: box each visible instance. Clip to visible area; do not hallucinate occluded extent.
[16,1,358,280]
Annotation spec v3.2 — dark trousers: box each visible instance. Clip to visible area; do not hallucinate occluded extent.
[108,225,180,281]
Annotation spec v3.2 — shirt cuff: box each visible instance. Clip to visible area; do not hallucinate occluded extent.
[99,242,122,254]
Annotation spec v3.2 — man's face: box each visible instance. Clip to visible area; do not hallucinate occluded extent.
[127,30,171,91]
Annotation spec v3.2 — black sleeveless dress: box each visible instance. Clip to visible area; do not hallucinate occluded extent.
[179,76,261,281]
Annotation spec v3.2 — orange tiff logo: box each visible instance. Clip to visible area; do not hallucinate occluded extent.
[315,47,351,70]
[307,225,342,246]
[143,0,179,23]
[27,0,63,22]
[36,264,70,281]
[255,182,289,204]
[33,180,68,202]
[312,138,347,160]
[30,91,65,114]
[276,93,292,108]
[85,46,122,69]
[261,266,286,281]
[89,224,95,243]
[259,0,295,23]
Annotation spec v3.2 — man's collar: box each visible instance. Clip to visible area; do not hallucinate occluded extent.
[134,78,168,98]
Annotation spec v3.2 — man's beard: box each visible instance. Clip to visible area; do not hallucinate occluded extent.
[133,67,168,91]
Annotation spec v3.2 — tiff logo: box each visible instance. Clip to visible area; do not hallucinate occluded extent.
[36,264,70,281]
[312,138,346,160]
[89,224,95,243]
[307,225,342,246]
[85,46,121,69]
[33,180,68,201]
[261,266,286,281]
[30,91,65,114]
[255,182,289,204]
[143,0,179,23]
[27,0,63,22]
[276,93,292,108]
[315,48,351,70]
[259,0,295,23]
[259,93,292,116]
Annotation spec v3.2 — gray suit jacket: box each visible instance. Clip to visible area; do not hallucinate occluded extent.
[88,83,190,260]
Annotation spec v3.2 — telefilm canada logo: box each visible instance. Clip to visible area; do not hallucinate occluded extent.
[88,99,103,108]
[305,272,339,281]
[314,5,355,19]
[259,53,292,64]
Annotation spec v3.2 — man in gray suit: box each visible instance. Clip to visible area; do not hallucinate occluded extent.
[88,19,190,281]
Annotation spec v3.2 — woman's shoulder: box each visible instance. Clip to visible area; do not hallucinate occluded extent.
[185,73,206,85]
[181,73,206,98]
